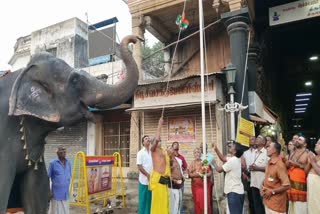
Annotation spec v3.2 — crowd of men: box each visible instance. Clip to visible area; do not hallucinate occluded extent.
[241,134,320,214]
[137,117,320,214]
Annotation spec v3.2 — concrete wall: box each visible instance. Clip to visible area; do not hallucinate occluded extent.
[83,60,124,84]
[11,53,30,71]
[30,17,88,68]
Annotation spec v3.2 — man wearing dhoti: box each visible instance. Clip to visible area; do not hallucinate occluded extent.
[305,139,320,214]
[149,117,171,214]
[286,136,308,214]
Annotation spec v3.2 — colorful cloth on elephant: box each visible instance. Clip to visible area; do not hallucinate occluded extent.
[307,173,320,214]
[287,166,307,202]
[138,183,152,214]
[149,152,170,214]
[47,158,72,200]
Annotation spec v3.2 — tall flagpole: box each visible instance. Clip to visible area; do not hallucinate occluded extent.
[198,0,208,213]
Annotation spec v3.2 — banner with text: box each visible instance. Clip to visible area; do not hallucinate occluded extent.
[134,76,216,109]
[269,0,320,26]
[236,117,255,147]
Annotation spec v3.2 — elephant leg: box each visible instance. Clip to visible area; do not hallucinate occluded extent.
[21,164,49,214]
[0,162,16,213]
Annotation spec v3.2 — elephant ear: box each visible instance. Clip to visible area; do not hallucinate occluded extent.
[9,64,60,122]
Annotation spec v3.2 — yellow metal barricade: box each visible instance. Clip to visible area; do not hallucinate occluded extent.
[69,152,125,214]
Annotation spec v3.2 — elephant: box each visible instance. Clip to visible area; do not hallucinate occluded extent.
[0,35,139,214]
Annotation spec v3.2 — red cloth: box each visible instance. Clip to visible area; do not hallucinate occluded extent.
[191,179,212,214]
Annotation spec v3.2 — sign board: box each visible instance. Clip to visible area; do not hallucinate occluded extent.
[269,0,320,26]
[168,116,196,142]
[86,156,114,194]
[134,76,216,109]
[236,117,255,147]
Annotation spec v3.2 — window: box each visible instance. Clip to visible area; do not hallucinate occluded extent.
[46,48,57,57]
[103,121,130,167]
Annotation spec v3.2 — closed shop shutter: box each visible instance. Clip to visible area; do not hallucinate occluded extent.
[44,120,87,168]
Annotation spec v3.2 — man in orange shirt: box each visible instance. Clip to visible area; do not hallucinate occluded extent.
[261,142,290,214]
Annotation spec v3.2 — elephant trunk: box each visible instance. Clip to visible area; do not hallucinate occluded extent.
[79,35,139,109]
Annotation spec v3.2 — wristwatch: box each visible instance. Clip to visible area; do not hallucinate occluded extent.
[272,190,276,195]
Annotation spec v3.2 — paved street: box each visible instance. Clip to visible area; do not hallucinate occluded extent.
[70,205,137,214]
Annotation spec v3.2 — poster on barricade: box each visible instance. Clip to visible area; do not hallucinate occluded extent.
[86,156,114,194]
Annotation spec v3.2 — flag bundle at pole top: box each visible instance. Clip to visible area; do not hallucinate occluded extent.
[175,12,189,30]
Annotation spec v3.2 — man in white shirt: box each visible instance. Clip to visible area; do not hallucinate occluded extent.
[213,142,244,214]
[249,135,268,214]
[137,135,153,214]
[242,136,256,214]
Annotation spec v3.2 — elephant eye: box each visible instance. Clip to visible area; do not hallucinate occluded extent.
[70,73,81,85]
[38,82,50,93]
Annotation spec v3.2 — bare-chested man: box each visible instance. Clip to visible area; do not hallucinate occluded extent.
[286,135,308,214]
[167,146,184,214]
[149,117,170,214]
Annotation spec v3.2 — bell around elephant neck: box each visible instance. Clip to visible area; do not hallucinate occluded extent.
[20,116,46,170]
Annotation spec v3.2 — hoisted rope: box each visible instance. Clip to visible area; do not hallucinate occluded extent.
[85,14,221,75]
[142,19,221,63]
[160,0,187,118]
[235,30,251,140]
[240,30,251,106]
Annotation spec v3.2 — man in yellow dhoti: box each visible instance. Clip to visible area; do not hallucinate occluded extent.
[305,139,320,214]
[149,117,171,214]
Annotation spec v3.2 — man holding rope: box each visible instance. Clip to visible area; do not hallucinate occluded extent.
[149,117,171,214]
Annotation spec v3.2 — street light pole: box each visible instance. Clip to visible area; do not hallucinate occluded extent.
[229,90,236,141]
[220,64,247,141]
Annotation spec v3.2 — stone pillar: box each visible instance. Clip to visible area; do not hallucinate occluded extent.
[132,15,145,81]
[163,48,171,75]
[129,16,145,168]
[87,121,96,155]
[248,43,260,91]
[222,8,250,119]
[94,115,104,155]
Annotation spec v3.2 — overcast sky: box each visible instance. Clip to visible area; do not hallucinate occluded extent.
[0,0,154,69]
